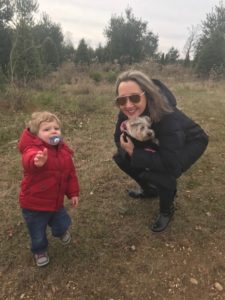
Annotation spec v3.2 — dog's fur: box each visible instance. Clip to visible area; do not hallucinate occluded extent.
[121,116,158,145]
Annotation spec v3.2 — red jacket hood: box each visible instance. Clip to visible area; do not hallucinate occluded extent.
[18,129,43,153]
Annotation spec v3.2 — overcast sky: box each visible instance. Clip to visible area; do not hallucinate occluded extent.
[37,0,219,56]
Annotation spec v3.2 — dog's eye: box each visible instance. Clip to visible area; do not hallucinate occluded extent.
[140,126,145,130]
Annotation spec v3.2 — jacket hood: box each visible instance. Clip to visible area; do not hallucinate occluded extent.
[18,129,44,153]
[152,79,177,107]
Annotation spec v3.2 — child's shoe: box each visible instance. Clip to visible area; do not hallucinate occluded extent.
[59,230,71,245]
[34,252,49,267]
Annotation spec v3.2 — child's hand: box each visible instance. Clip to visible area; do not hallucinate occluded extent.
[71,196,79,208]
[34,148,48,167]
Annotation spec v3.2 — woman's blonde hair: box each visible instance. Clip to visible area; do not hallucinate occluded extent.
[115,70,173,122]
[28,111,61,134]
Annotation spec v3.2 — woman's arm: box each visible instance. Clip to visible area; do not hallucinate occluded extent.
[114,112,127,150]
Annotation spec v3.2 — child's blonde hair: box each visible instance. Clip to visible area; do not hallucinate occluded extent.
[28,111,61,134]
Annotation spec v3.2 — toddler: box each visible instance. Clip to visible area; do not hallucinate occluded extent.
[18,111,79,267]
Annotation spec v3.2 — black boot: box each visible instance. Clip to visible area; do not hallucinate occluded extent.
[127,185,158,199]
[151,205,175,232]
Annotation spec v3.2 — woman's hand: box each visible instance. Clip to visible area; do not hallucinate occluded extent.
[120,133,134,156]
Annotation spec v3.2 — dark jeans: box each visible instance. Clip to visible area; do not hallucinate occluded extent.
[113,153,176,214]
[22,207,71,254]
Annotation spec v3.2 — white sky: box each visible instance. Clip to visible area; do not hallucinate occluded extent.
[37,0,220,56]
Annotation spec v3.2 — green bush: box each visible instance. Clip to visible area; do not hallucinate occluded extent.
[89,72,102,83]
[106,71,117,83]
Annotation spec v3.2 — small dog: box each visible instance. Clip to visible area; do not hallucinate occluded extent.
[121,116,158,144]
[120,116,175,188]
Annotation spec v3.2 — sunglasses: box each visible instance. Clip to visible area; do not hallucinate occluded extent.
[115,91,145,106]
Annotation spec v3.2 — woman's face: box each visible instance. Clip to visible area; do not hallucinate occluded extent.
[117,80,147,119]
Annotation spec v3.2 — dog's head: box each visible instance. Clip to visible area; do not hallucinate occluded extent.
[125,116,155,142]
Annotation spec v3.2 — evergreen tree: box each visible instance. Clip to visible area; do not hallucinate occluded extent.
[0,0,14,75]
[41,36,59,72]
[104,8,158,64]
[75,38,90,65]
[62,35,76,61]
[159,53,166,65]
[194,2,225,76]
[10,1,41,83]
[15,0,38,24]
[33,14,64,65]
[11,20,41,83]
[94,44,108,63]
[165,47,180,64]
[0,0,13,26]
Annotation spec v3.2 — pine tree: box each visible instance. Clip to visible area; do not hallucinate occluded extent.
[41,36,59,72]
[9,0,42,84]
[0,0,14,76]
[75,39,90,65]
[194,2,225,77]
[104,8,158,64]
[11,20,41,83]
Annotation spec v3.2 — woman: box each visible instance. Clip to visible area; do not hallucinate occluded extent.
[113,70,208,232]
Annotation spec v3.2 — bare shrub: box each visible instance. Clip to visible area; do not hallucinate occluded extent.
[209,65,225,81]
[1,86,28,111]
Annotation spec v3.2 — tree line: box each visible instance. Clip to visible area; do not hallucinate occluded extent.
[1,0,225,85]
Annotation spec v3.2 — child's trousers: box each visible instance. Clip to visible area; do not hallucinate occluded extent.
[22,207,71,254]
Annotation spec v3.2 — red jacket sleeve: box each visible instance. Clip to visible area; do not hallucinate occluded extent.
[66,160,80,198]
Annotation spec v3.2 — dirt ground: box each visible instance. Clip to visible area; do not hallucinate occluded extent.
[0,74,225,299]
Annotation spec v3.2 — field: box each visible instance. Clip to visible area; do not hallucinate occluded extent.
[0,63,225,299]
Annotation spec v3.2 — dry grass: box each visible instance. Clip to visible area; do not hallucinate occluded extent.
[0,64,225,300]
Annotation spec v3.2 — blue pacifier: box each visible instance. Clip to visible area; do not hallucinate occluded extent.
[49,135,62,145]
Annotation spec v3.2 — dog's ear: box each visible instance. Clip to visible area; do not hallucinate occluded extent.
[142,116,151,124]
[120,120,128,132]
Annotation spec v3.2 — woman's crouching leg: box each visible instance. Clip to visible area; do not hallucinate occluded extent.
[113,152,158,198]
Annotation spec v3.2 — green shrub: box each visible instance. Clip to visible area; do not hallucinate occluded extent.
[89,72,102,83]
[106,71,117,83]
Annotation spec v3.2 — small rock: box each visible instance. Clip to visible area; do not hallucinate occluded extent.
[118,207,129,215]
[195,225,202,231]
[190,278,198,285]
[130,245,136,251]
[214,282,223,291]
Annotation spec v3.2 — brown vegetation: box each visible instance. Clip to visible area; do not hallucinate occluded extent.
[0,63,225,299]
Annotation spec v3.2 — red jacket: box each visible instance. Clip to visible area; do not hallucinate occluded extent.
[18,129,80,211]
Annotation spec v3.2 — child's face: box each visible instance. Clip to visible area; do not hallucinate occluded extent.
[37,120,61,144]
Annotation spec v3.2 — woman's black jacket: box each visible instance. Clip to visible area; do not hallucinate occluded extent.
[114,79,208,180]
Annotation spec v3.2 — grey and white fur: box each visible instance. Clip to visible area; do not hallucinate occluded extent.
[123,116,159,145]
